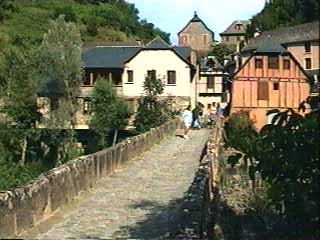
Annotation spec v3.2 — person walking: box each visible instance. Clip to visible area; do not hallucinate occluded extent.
[181,105,192,139]
[215,103,224,120]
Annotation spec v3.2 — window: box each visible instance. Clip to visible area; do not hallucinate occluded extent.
[255,58,263,69]
[203,34,208,44]
[237,36,241,41]
[273,82,279,90]
[83,99,91,114]
[305,42,311,53]
[305,58,312,69]
[283,59,291,70]
[258,81,269,100]
[147,70,156,79]
[207,76,215,89]
[268,56,279,69]
[127,70,134,83]
[50,98,59,111]
[235,24,242,30]
[167,71,176,85]
[225,36,229,41]
[182,36,188,44]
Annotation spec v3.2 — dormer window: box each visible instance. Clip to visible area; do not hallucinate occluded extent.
[235,24,242,30]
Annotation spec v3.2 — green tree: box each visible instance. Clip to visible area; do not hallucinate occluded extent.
[90,79,131,147]
[0,47,41,166]
[209,43,236,64]
[37,15,83,130]
[134,75,173,133]
[226,106,320,238]
[248,0,319,34]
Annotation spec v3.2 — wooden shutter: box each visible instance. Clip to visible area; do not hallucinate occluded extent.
[258,81,269,100]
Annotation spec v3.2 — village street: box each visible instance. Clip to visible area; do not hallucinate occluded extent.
[25,129,210,239]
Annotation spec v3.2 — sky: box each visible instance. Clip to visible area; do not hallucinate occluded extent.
[127,0,266,44]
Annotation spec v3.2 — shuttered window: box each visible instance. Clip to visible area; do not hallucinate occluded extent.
[258,81,269,100]
[268,56,279,69]
[255,59,263,68]
[283,59,291,70]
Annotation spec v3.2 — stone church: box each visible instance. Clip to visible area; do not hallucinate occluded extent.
[178,12,214,57]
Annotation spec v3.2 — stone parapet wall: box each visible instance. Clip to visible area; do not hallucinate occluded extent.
[0,119,182,238]
[174,121,224,239]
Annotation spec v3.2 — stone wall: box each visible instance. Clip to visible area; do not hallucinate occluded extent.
[174,121,224,239]
[0,119,182,238]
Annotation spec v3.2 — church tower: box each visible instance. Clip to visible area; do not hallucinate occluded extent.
[178,12,214,56]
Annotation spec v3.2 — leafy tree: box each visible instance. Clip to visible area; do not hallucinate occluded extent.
[248,0,319,34]
[0,0,15,22]
[36,15,83,130]
[225,105,320,238]
[0,47,41,165]
[134,75,173,133]
[90,78,131,147]
[209,43,236,64]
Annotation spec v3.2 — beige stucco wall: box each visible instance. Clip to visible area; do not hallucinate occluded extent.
[123,49,192,98]
[287,41,320,70]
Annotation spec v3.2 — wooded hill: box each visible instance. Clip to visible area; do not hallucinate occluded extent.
[247,0,319,35]
[0,0,170,51]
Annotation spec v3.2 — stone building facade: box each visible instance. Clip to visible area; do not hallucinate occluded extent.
[220,20,250,47]
[178,12,214,57]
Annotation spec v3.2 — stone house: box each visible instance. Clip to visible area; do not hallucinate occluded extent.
[39,37,197,129]
[242,21,320,96]
[178,12,214,57]
[231,38,310,129]
[220,20,250,47]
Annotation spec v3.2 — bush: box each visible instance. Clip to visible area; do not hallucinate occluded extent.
[226,108,320,238]
[0,158,44,191]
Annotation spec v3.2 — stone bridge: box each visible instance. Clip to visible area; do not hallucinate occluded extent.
[0,120,217,239]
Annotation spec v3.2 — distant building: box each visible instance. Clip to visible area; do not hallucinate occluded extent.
[231,37,310,129]
[38,37,197,129]
[242,21,320,96]
[196,56,228,115]
[220,20,250,47]
[178,12,214,57]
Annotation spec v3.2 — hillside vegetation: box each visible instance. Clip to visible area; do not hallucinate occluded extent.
[0,0,170,51]
[247,0,319,35]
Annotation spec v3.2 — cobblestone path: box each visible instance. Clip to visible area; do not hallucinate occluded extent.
[34,129,210,239]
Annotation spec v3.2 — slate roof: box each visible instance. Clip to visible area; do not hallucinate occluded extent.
[83,46,142,69]
[178,11,214,35]
[220,20,250,35]
[146,36,171,49]
[82,37,193,69]
[255,36,289,54]
[242,21,320,52]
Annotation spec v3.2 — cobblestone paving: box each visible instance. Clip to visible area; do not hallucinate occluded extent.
[36,129,210,239]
